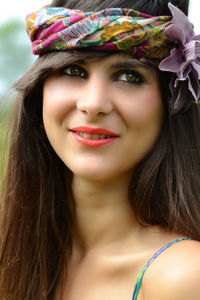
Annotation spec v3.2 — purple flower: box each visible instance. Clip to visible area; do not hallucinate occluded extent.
[159,3,200,112]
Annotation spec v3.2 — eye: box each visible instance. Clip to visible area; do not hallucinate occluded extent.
[62,64,87,78]
[114,70,144,84]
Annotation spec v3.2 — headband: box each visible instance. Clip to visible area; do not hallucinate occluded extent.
[26,3,200,113]
[26,7,172,67]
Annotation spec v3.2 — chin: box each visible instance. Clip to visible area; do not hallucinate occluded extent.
[66,161,133,183]
[71,167,116,181]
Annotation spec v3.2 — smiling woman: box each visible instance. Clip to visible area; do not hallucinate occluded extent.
[43,53,163,181]
[1,0,200,300]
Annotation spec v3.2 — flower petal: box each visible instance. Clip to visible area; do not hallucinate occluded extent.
[190,68,200,99]
[159,48,184,72]
[164,24,185,44]
[187,71,200,102]
[170,79,193,113]
[184,40,200,61]
[180,64,191,80]
[178,41,200,75]
[193,34,200,41]
[168,3,194,43]
[195,40,200,55]
[170,80,184,111]
[192,61,200,80]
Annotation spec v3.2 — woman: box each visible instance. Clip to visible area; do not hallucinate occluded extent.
[1,0,200,299]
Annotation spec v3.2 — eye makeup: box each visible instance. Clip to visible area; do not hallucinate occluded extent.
[112,69,145,85]
[60,62,146,85]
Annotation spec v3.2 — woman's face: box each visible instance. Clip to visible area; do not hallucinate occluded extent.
[43,53,164,181]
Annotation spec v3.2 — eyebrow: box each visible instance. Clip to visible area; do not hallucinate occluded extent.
[110,61,150,70]
[76,59,150,71]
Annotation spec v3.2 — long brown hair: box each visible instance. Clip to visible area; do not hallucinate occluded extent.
[1,0,200,299]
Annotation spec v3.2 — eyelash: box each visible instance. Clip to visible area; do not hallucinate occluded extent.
[113,70,144,85]
[62,64,86,78]
[61,64,144,85]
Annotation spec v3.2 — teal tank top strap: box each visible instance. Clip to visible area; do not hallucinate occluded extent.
[132,237,192,300]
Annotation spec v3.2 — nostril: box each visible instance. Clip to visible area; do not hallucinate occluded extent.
[97,111,107,117]
[76,95,113,117]
[80,109,87,114]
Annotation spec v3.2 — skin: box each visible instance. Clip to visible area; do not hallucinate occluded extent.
[43,53,164,182]
[43,53,200,300]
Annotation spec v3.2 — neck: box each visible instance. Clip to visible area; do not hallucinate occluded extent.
[71,175,140,257]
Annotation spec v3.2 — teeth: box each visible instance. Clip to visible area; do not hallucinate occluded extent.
[77,132,111,139]
[93,134,101,139]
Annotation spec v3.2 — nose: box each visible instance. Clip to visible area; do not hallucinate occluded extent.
[76,75,113,119]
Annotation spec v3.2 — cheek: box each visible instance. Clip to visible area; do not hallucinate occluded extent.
[43,77,78,122]
[116,82,163,127]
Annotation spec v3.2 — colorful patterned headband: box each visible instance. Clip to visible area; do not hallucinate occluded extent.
[26,3,200,113]
[26,6,173,66]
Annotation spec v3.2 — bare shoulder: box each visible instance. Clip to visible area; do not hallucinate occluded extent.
[142,239,200,300]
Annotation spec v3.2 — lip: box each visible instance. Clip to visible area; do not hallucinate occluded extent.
[70,126,119,137]
[69,126,120,147]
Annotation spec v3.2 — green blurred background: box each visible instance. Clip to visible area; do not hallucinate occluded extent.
[0,0,49,185]
[0,19,35,185]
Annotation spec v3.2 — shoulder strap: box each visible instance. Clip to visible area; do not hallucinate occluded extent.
[132,237,192,300]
